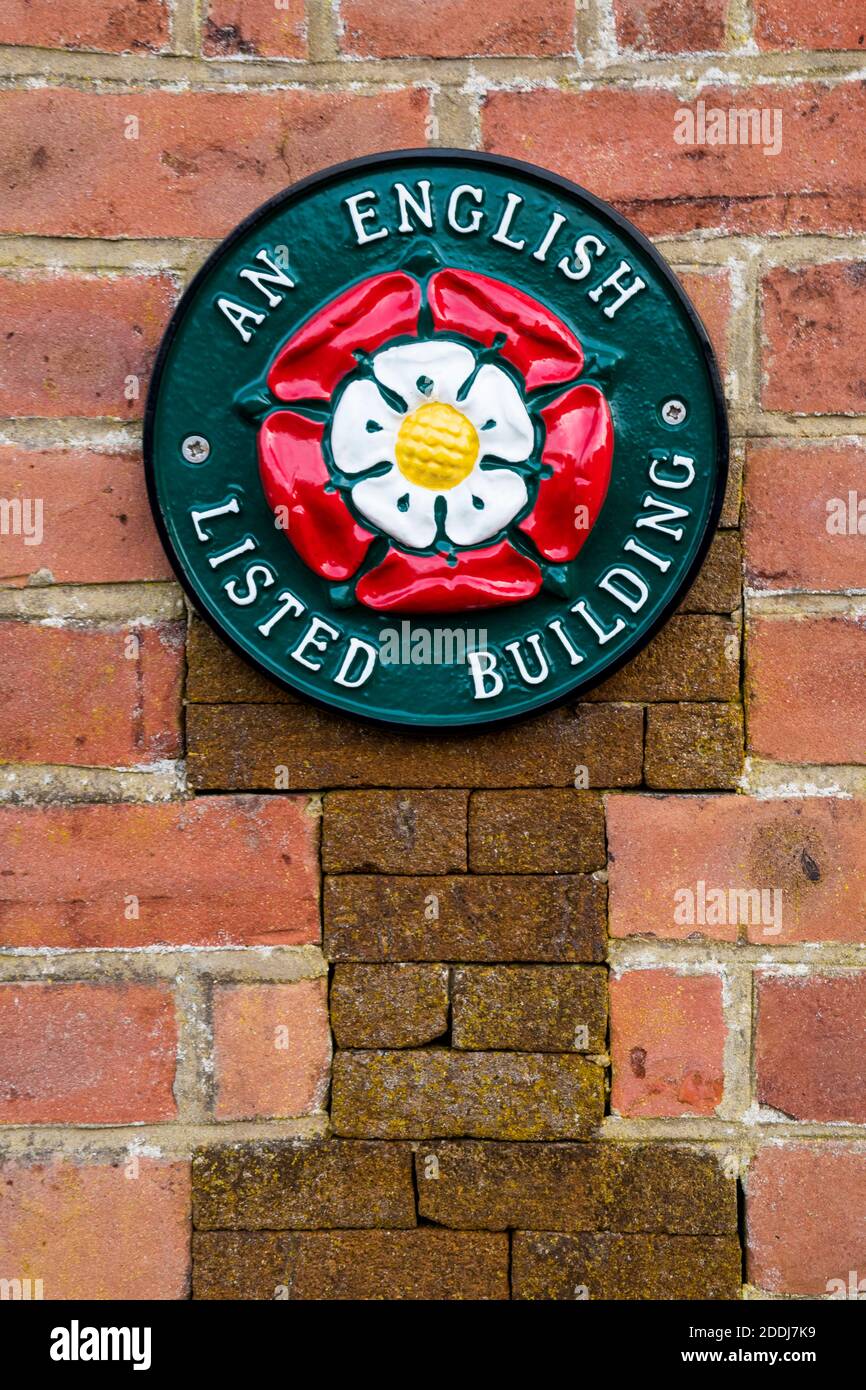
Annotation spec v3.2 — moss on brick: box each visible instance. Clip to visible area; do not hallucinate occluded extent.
[468,790,606,873]
[323,790,468,873]
[324,874,606,962]
[513,1231,742,1299]
[645,702,744,789]
[451,965,607,1052]
[331,964,450,1048]
[331,1048,604,1139]
[192,1140,416,1230]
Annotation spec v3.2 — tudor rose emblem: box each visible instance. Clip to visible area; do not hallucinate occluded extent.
[145,151,727,728]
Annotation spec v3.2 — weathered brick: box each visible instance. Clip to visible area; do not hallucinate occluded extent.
[755,973,866,1122]
[0,87,429,238]
[0,621,183,767]
[1,796,319,948]
[586,615,739,702]
[186,700,644,789]
[0,982,176,1124]
[721,443,743,528]
[513,1231,741,1300]
[416,1141,737,1233]
[678,268,732,377]
[747,616,866,764]
[0,447,172,586]
[193,1229,509,1300]
[748,1144,866,1295]
[678,531,741,614]
[192,1230,295,1300]
[0,272,175,418]
[610,970,726,1117]
[186,615,291,704]
[483,84,866,236]
[468,790,605,873]
[762,262,866,415]
[323,791,468,873]
[0,1157,190,1299]
[324,875,605,962]
[204,0,307,57]
[331,964,450,1048]
[211,980,330,1120]
[331,1049,604,1139]
[755,0,865,50]
[0,0,169,52]
[607,793,866,944]
[451,966,607,1052]
[745,442,866,592]
[614,0,729,52]
[339,0,575,57]
[645,703,744,790]
[193,1140,415,1230]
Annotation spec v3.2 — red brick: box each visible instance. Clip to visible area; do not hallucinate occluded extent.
[747,616,866,764]
[0,796,319,948]
[755,0,866,51]
[745,442,866,592]
[0,0,169,52]
[0,447,172,586]
[212,980,330,1120]
[606,793,866,944]
[762,262,866,415]
[611,970,725,1117]
[0,982,176,1124]
[0,1157,190,1299]
[204,0,306,57]
[748,1144,866,1294]
[677,269,731,376]
[482,84,866,236]
[0,273,175,419]
[0,621,182,768]
[756,973,866,1122]
[340,0,574,57]
[0,87,429,239]
[614,0,729,53]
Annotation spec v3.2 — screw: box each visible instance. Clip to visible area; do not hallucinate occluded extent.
[182,434,210,463]
[661,398,687,426]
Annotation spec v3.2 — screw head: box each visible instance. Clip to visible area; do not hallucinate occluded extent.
[182,434,210,463]
[660,398,687,427]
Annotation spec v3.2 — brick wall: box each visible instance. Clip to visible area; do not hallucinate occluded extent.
[1,0,864,1301]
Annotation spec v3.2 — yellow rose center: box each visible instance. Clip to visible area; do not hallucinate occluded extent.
[394,401,479,491]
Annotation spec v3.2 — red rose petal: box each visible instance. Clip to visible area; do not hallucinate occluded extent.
[258,410,373,582]
[267,273,422,402]
[519,383,613,564]
[356,541,542,613]
[428,268,584,392]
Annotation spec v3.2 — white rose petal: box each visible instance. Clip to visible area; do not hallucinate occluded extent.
[444,466,528,547]
[351,467,439,550]
[330,378,401,475]
[372,339,476,410]
[460,363,535,463]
